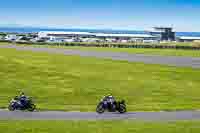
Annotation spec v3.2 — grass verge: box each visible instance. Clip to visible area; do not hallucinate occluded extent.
[0,120,200,133]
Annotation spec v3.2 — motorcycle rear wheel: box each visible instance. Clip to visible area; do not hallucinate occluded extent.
[27,104,36,112]
[118,104,126,113]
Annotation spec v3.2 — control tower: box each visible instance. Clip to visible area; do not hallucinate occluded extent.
[149,27,175,41]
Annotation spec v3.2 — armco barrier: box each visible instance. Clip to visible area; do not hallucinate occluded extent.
[4,41,200,50]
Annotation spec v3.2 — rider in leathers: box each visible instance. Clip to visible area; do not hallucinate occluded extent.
[19,92,28,107]
[102,95,116,110]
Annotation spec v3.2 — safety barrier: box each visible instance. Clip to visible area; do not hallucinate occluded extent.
[3,41,200,50]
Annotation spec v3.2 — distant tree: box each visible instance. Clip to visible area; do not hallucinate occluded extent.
[0,33,7,37]
[20,36,30,41]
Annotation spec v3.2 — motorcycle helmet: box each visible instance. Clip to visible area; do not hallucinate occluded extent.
[20,91,25,96]
[14,96,18,100]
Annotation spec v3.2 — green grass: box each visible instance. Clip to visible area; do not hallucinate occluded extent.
[3,42,200,57]
[1,48,200,111]
[1,120,200,133]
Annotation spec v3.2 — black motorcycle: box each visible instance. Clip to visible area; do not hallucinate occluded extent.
[8,97,36,112]
[96,99,126,114]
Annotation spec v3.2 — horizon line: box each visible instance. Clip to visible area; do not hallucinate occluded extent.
[0,25,200,33]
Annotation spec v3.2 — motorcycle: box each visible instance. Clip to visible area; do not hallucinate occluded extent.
[8,97,36,112]
[96,99,126,114]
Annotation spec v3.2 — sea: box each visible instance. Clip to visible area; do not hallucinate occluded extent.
[0,27,200,37]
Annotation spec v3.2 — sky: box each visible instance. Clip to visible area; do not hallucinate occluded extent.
[0,0,200,32]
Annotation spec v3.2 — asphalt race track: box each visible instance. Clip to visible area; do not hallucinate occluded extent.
[1,45,200,68]
[1,45,200,120]
[1,110,200,121]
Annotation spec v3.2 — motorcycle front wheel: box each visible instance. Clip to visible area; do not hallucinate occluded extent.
[96,103,105,114]
[8,104,15,111]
